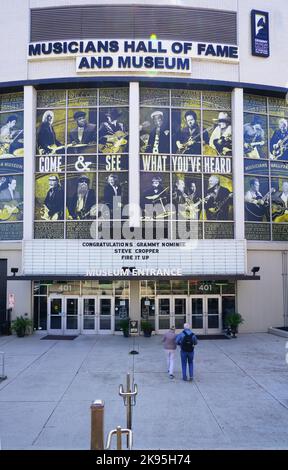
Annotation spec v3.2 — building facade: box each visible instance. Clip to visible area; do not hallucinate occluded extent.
[0,0,287,335]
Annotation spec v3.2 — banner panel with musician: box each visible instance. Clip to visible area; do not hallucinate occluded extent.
[172,173,202,221]
[140,173,170,220]
[0,111,24,157]
[140,108,170,155]
[67,108,97,154]
[244,94,288,240]
[244,175,270,223]
[66,173,96,220]
[35,173,65,222]
[269,115,288,161]
[203,174,233,221]
[0,174,23,222]
[243,113,268,159]
[36,109,66,156]
[98,172,128,220]
[202,110,232,157]
[98,107,129,154]
[271,177,288,223]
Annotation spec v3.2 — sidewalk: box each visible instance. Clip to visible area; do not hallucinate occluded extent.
[0,332,288,449]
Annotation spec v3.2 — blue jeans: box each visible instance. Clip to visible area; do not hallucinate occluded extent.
[180,350,194,380]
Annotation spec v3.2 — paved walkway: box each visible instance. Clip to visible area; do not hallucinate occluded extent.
[0,333,288,449]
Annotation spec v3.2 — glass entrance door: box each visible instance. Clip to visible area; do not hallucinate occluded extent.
[82,297,97,334]
[98,297,113,333]
[191,296,221,334]
[48,296,64,334]
[65,297,79,334]
[156,296,188,332]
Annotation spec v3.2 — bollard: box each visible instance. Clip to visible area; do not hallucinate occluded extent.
[0,352,7,382]
[90,399,104,450]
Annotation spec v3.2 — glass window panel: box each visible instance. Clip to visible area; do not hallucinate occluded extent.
[204,222,234,239]
[174,298,186,315]
[50,316,62,329]
[66,298,78,315]
[171,90,201,108]
[221,282,235,294]
[269,116,288,161]
[159,298,170,315]
[243,113,268,159]
[171,109,202,154]
[204,174,233,221]
[81,280,100,295]
[140,281,155,296]
[0,174,23,221]
[207,298,219,315]
[0,111,24,157]
[245,222,271,240]
[83,299,95,315]
[83,318,95,329]
[244,176,270,222]
[99,88,129,106]
[100,298,111,315]
[171,280,188,295]
[272,223,288,241]
[98,107,129,154]
[202,91,231,110]
[34,173,65,221]
[100,317,111,329]
[271,178,288,223]
[36,109,66,155]
[203,110,232,156]
[50,298,62,314]
[159,317,170,329]
[244,159,269,176]
[208,315,219,328]
[140,108,170,154]
[66,172,96,220]
[48,282,80,295]
[244,94,267,114]
[156,281,171,295]
[114,281,129,296]
[141,298,155,319]
[140,88,169,106]
[99,281,113,295]
[0,92,24,111]
[66,316,78,329]
[68,89,97,107]
[268,97,288,117]
[140,173,170,220]
[66,221,95,239]
[98,172,128,220]
[33,295,47,330]
[37,90,66,108]
[192,297,203,314]
[34,221,64,239]
[67,109,97,154]
[191,315,203,329]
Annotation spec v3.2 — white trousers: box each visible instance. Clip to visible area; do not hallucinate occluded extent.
[165,349,176,375]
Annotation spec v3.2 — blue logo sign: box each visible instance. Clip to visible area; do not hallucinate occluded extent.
[251,10,269,57]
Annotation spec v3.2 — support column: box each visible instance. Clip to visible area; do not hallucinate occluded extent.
[23,86,36,241]
[129,280,140,324]
[232,88,244,240]
[129,82,140,227]
[0,259,7,329]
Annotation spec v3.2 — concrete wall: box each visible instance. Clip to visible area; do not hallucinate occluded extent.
[0,243,32,321]
[238,247,285,333]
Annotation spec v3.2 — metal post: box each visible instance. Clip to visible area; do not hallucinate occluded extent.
[116,426,122,450]
[119,373,138,446]
[0,352,7,382]
[90,399,104,450]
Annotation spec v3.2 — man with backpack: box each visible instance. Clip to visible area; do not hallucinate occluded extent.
[176,323,198,381]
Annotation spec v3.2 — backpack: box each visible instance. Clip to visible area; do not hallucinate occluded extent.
[181,331,197,352]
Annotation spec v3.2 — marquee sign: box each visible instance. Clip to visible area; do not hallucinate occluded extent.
[23,239,246,277]
[28,39,239,74]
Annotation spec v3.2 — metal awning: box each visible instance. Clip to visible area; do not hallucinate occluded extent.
[6,274,260,281]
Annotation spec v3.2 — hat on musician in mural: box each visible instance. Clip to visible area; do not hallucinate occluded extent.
[151,110,163,119]
[74,111,86,120]
[213,112,231,123]
[151,176,162,182]
[78,175,90,184]
[105,109,122,120]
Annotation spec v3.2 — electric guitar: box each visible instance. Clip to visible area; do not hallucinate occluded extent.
[271,201,288,219]
[213,135,232,156]
[270,134,288,159]
[98,131,128,154]
[176,136,199,155]
[40,205,60,221]
[38,143,88,155]
[244,141,265,159]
